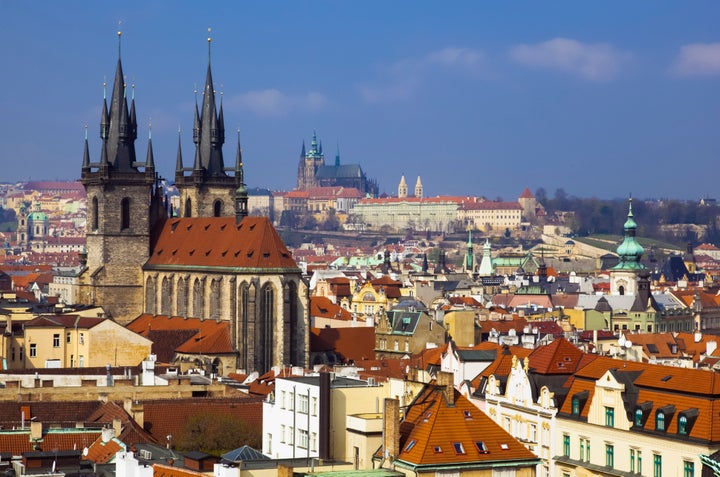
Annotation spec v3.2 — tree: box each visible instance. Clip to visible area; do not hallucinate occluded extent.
[176,412,261,455]
[320,208,340,231]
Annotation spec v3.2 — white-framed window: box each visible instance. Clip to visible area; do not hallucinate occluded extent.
[280,391,286,409]
[298,429,309,449]
[53,334,60,348]
[280,424,286,443]
[298,393,309,414]
[29,344,37,357]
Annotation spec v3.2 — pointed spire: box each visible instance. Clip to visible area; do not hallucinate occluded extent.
[82,126,90,172]
[129,84,138,141]
[235,129,248,223]
[145,122,155,170]
[301,140,306,157]
[175,127,184,173]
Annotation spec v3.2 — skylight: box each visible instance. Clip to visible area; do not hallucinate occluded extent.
[404,440,416,452]
[453,442,466,455]
[475,441,489,453]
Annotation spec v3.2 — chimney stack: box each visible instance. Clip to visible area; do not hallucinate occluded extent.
[437,371,455,406]
[382,398,400,464]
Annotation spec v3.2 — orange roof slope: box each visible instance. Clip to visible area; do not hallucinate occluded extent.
[146,216,299,270]
[396,385,538,468]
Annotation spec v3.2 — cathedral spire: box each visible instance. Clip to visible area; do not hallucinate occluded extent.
[145,122,155,171]
[82,126,90,173]
[197,30,225,177]
[612,195,645,271]
[175,127,183,173]
[235,129,248,223]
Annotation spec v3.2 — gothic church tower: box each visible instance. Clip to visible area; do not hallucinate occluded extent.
[175,34,246,219]
[78,32,165,323]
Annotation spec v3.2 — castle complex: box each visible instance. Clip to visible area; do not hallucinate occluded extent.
[76,33,309,373]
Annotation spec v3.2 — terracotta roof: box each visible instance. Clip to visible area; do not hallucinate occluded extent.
[154,463,204,477]
[310,296,353,320]
[0,401,103,428]
[24,314,106,329]
[310,326,376,362]
[528,337,585,374]
[85,401,157,445]
[85,435,124,463]
[477,317,528,335]
[519,187,535,199]
[394,384,538,468]
[141,397,263,444]
[0,429,101,455]
[359,196,466,205]
[145,216,299,271]
[126,315,234,358]
[459,201,522,211]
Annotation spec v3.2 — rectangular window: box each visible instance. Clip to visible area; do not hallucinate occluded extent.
[298,429,309,449]
[280,424,286,443]
[288,392,294,411]
[298,393,309,414]
[638,450,642,474]
[653,454,662,477]
[66,332,71,343]
[280,391,286,409]
[453,442,466,455]
[684,460,694,477]
[563,434,570,457]
[53,333,60,348]
[606,444,614,468]
[605,406,615,427]
[288,426,294,445]
[630,449,635,473]
[79,333,84,345]
[29,344,37,358]
[311,432,317,452]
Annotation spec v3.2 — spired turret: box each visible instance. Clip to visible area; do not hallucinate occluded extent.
[78,31,164,324]
[175,33,242,218]
[610,196,645,296]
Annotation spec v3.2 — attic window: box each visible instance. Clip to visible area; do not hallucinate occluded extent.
[433,446,442,453]
[661,375,672,382]
[205,250,211,256]
[189,249,195,256]
[186,224,193,230]
[247,250,254,258]
[220,224,226,230]
[249,224,256,230]
[453,442,466,455]
[234,251,240,257]
[263,252,270,258]
[557,362,565,368]
[475,441,489,453]
[156,250,163,255]
[564,356,572,362]
[171,222,179,232]
[282,252,290,258]
[500,443,510,450]
[463,410,473,419]
[172,249,178,256]
[221,250,227,257]
[404,440,417,452]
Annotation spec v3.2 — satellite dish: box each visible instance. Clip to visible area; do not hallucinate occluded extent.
[83,447,89,456]
[625,340,632,349]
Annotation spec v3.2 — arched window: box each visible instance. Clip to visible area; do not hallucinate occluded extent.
[240,283,250,370]
[210,279,221,320]
[286,281,299,365]
[213,200,223,217]
[161,276,173,316]
[656,412,665,431]
[177,278,188,317]
[258,283,274,372]
[121,197,130,230]
[678,415,687,434]
[193,278,204,318]
[145,276,156,315]
[634,408,643,426]
[185,197,192,218]
[618,285,625,296]
[92,197,99,231]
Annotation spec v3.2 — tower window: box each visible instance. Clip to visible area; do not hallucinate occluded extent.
[92,197,99,230]
[213,200,223,217]
[185,197,192,218]
[121,197,131,230]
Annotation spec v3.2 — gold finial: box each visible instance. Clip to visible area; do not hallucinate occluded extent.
[207,27,212,63]
[103,76,107,99]
[117,21,123,57]
[148,118,152,139]
[84,124,88,140]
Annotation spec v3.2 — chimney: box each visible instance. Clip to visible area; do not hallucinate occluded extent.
[277,465,293,477]
[113,418,122,437]
[382,398,400,463]
[30,421,42,441]
[437,371,455,406]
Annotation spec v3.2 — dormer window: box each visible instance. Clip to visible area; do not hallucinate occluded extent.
[635,408,643,426]
[572,397,580,415]
[678,415,687,435]
[656,412,665,431]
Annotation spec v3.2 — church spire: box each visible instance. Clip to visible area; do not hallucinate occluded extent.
[175,127,183,173]
[612,195,645,271]
[145,122,155,171]
[235,129,248,223]
[82,126,90,173]
[196,30,226,177]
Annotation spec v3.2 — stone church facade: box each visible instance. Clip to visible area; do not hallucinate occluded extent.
[77,33,308,373]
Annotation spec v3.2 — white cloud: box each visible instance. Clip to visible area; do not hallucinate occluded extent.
[509,38,629,81]
[360,47,485,103]
[672,43,720,76]
[227,89,328,117]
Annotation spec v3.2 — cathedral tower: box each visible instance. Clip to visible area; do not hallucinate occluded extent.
[175,34,243,219]
[610,197,645,296]
[78,32,164,323]
[398,175,408,198]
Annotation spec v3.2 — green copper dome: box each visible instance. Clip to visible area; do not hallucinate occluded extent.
[612,197,645,271]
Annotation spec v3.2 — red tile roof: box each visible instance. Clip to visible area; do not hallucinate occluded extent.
[394,384,538,468]
[146,217,298,271]
[310,326,376,362]
[126,315,234,357]
[85,435,124,464]
[310,296,353,320]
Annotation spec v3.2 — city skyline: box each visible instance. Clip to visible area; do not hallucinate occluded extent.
[1,1,719,200]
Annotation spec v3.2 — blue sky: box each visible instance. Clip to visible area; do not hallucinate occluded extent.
[1,1,718,200]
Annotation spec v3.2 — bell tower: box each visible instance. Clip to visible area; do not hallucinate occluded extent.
[175,32,241,218]
[78,31,164,323]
